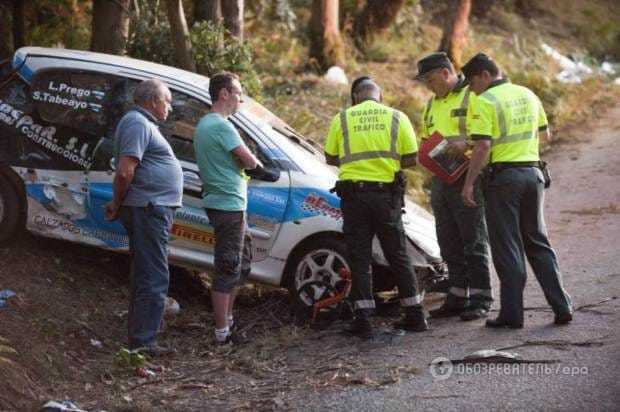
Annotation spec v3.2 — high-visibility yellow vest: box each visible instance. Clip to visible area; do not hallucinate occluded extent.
[324,100,418,182]
[421,83,472,141]
[468,80,548,163]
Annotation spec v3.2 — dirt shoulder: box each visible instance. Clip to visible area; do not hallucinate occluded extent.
[1,102,620,411]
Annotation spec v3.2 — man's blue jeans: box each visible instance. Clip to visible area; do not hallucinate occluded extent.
[120,204,174,349]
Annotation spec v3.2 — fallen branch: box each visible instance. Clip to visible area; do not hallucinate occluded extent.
[497,339,605,351]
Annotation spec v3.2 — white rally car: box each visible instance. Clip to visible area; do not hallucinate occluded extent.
[0,47,446,304]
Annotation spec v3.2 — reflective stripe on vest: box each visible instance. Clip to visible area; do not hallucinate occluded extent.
[339,109,401,165]
[425,88,470,140]
[481,91,534,146]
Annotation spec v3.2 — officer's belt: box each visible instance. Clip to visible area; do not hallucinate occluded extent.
[491,161,540,172]
[340,180,394,192]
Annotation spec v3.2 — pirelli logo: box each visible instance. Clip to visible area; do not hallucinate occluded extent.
[171,224,215,245]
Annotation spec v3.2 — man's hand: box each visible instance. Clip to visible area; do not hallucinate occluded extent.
[446,140,468,157]
[461,183,477,207]
[104,201,120,221]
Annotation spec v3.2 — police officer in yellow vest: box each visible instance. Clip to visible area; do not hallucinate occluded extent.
[325,77,428,338]
[415,52,493,321]
[461,53,573,328]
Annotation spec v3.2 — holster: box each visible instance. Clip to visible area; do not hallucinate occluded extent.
[539,160,552,189]
[392,171,407,210]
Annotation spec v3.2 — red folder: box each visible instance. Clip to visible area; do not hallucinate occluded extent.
[418,131,469,184]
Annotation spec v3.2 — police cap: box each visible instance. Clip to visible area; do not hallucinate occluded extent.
[414,52,452,80]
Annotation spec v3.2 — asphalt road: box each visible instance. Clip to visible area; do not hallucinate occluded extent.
[292,106,620,411]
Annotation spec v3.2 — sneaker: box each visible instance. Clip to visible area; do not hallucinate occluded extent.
[460,307,489,321]
[132,343,176,357]
[343,317,374,339]
[393,311,429,332]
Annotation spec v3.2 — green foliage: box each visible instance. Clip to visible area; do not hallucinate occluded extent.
[27,0,91,49]
[190,21,262,97]
[126,7,176,67]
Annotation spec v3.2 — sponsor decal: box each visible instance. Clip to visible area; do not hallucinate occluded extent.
[175,209,210,227]
[0,98,93,168]
[31,81,105,112]
[33,214,128,247]
[250,189,287,206]
[171,224,215,245]
[300,193,342,220]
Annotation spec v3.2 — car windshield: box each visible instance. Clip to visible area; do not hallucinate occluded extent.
[239,97,331,175]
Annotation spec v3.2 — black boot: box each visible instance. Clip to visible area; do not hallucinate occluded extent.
[343,317,374,339]
[460,300,491,321]
[429,295,468,319]
[393,307,429,332]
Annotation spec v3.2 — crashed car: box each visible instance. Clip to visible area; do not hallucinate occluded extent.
[0,47,446,305]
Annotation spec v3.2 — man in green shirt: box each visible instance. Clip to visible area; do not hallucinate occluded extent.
[194,72,261,344]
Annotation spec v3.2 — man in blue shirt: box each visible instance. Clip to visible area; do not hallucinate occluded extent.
[105,78,183,355]
[194,72,260,344]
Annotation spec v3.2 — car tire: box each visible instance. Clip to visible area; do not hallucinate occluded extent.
[286,237,350,307]
[0,173,22,244]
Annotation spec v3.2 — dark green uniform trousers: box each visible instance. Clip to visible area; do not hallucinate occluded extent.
[340,189,423,319]
[485,166,572,325]
[430,176,493,308]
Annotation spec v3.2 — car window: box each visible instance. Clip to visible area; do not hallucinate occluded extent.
[31,69,116,136]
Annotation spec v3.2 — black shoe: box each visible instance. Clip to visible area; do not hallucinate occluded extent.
[343,318,374,339]
[393,310,429,332]
[429,302,467,319]
[554,311,573,325]
[485,317,523,329]
[460,307,489,321]
[133,343,176,357]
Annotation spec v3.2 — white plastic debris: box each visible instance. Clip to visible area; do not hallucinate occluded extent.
[164,296,181,317]
[90,338,103,348]
[541,42,593,83]
[615,77,620,86]
[601,61,616,75]
[323,66,348,86]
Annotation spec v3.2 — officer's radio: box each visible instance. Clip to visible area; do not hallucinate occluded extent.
[418,131,469,184]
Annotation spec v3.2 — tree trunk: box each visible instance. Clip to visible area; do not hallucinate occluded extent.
[11,0,25,49]
[308,0,345,73]
[194,0,221,23]
[439,0,471,69]
[221,0,244,41]
[90,0,130,55]
[353,0,405,49]
[0,1,13,59]
[166,0,196,71]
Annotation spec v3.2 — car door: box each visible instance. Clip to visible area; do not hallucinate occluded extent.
[21,68,110,245]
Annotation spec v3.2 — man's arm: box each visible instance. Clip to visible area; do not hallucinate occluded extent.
[105,155,139,220]
[461,139,490,207]
[232,144,260,169]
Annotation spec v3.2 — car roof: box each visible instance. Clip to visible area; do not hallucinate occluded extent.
[13,47,211,96]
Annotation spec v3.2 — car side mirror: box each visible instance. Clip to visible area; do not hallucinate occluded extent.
[246,165,280,182]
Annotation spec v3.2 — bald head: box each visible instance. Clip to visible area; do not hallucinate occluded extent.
[352,80,381,104]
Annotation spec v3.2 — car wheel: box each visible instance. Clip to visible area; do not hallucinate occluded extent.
[288,237,350,307]
[0,174,22,243]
